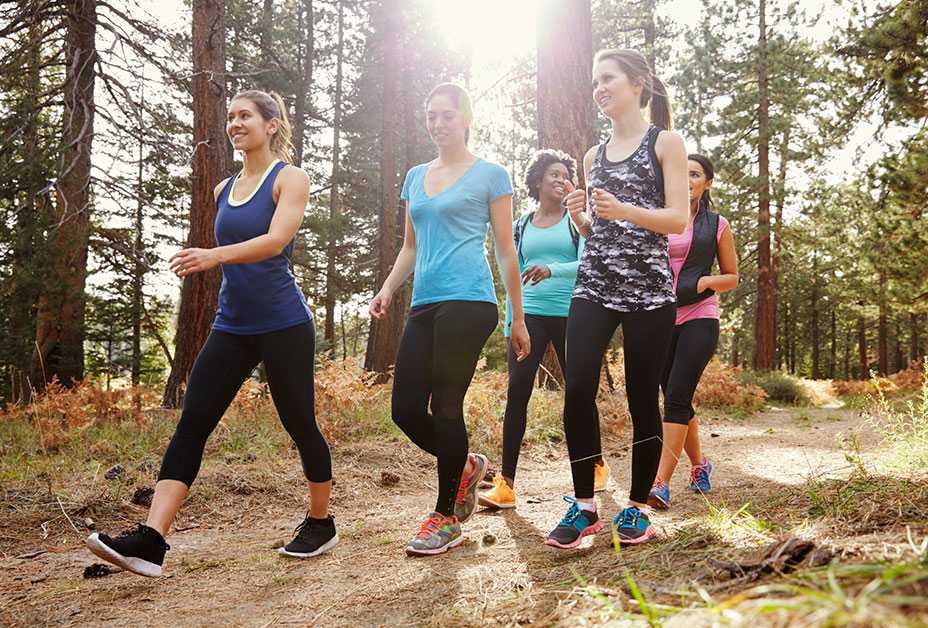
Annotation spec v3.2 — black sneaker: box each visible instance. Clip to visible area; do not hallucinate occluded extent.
[278,515,338,558]
[85,523,169,577]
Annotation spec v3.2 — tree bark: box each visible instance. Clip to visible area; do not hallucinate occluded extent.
[858,311,868,380]
[32,0,98,390]
[752,0,775,371]
[364,0,405,375]
[911,312,923,362]
[323,0,345,353]
[162,0,228,407]
[811,254,820,379]
[292,0,313,166]
[878,271,888,375]
[536,0,593,385]
[829,305,837,379]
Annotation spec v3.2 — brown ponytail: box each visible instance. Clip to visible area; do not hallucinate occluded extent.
[593,48,674,130]
[231,89,295,164]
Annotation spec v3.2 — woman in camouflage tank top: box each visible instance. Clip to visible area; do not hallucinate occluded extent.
[544,49,690,550]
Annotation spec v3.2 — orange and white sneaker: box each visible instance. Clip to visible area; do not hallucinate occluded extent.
[478,475,516,509]
[593,459,610,493]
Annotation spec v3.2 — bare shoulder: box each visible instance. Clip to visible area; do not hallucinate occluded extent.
[213,177,232,201]
[278,164,310,188]
[655,129,686,156]
[582,145,598,172]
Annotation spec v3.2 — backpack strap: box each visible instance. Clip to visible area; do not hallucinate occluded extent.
[566,213,580,255]
[514,212,533,267]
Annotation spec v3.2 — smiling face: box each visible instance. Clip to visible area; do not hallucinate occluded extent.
[688,159,713,204]
[227,97,278,153]
[539,161,570,205]
[426,93,469,149]
[592,58,642,118]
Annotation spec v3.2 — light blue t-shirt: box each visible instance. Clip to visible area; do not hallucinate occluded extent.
[401,159,513,307]
[504,211,585,336]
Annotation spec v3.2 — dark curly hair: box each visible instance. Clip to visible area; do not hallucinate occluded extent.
[523,149,577,203]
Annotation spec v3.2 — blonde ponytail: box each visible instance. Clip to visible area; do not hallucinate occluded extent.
[231,89,295,164]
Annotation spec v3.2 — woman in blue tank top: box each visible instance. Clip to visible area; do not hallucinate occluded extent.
[86,90,337,577]
[369,83,531,556]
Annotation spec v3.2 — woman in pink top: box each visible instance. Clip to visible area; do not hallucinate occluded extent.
[648,154,739,509]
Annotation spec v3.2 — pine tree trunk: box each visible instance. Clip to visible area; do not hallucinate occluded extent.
[912,312,922,362]
[363,0,404,375]
[292,0,313,166]
[811,254,820,379]
[323,0,345,354]
[752,0,775,371]
[894,319,904,372]
[829,306,837,379]
[843,327,851,380]
[858,313,868,380]
[162,0,227,408]
[32,0,97,390]
[536,0,592,386]
[771,128,789,370]
[878,272,888,375]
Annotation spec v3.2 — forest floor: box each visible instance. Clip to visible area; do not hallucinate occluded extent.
[1,386,927,626]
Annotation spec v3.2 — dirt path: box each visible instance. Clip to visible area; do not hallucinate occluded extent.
[0,408,879,626]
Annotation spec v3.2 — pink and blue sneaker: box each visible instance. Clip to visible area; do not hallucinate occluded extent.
[544,497,604,549]
[689,458,713,493]
[612,505,656,545]
[647,480,671,510]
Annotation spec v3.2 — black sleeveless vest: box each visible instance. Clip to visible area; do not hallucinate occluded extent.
[675,204,720,307]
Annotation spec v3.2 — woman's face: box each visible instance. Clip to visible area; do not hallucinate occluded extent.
[688,159,713,204]
[227,98,277,153]
[592,58,641,118]
[426,93,468,149]
[539,161,571,204]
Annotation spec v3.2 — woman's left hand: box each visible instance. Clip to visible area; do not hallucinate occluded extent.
[509,320,531,362]
[521,265,551,285]
[590,188,632,221]
[697,276,712,293]
[170,248,221,277]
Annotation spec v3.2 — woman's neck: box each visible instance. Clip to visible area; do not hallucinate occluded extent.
[436,142,472,165]
[537,197,564,218]
[241,146,276,178]
[609,109,649,142]
[690,197,700,217]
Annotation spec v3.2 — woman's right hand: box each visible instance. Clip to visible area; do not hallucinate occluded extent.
[369,289,392,319]
[562,180,588,227]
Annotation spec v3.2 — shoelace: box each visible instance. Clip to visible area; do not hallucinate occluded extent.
[415,515,446,539]
[558,496,582,527]
[455,458,474,504]
[690,465,708,487]
[293,517,316,539]
[618,508,639,529]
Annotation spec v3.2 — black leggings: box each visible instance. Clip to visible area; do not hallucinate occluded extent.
[501,314,600,481]
[391,300,498,517]
[661,318,720,425]
[563,298,675,502]
[158,321,331,486]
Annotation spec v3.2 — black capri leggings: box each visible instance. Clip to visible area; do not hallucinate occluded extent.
[158,321,331,486]
[391,300,498,517]
[563,298,676,502]
[501,314,600,481]
[661,318,720,425]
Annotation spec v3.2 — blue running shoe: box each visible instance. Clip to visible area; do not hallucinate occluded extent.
[544,497,604,549]
[647,480,670,510]
[612,506,656,545]
[689,458,713,493]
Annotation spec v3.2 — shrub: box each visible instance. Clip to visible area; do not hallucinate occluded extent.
[694,359,768,413]
[740,370,809,405]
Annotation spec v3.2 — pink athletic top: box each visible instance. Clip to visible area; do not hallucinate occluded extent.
[669,215,730,326]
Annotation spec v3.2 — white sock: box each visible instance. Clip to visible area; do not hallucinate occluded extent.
[577,500,596,512]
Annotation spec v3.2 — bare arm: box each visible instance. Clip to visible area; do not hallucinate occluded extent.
[698,224,739,294]
[563,146,597,240]
[589,131,689,235]
[369,204,416,318]
[170,167,309,277]
[490,194,530,361]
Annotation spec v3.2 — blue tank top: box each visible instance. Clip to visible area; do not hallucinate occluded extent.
[212,160,313,334]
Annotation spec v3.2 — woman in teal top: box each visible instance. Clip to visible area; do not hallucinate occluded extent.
[479,149,606,510]
[369,83,530,557]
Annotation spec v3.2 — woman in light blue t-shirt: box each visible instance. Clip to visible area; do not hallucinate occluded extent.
[369,83,530,557]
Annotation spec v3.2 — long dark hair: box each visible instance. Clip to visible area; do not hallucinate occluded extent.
[688,153,715,212]
[593,48,673,130]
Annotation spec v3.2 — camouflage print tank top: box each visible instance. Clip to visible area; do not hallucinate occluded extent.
[573,126,676,312]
